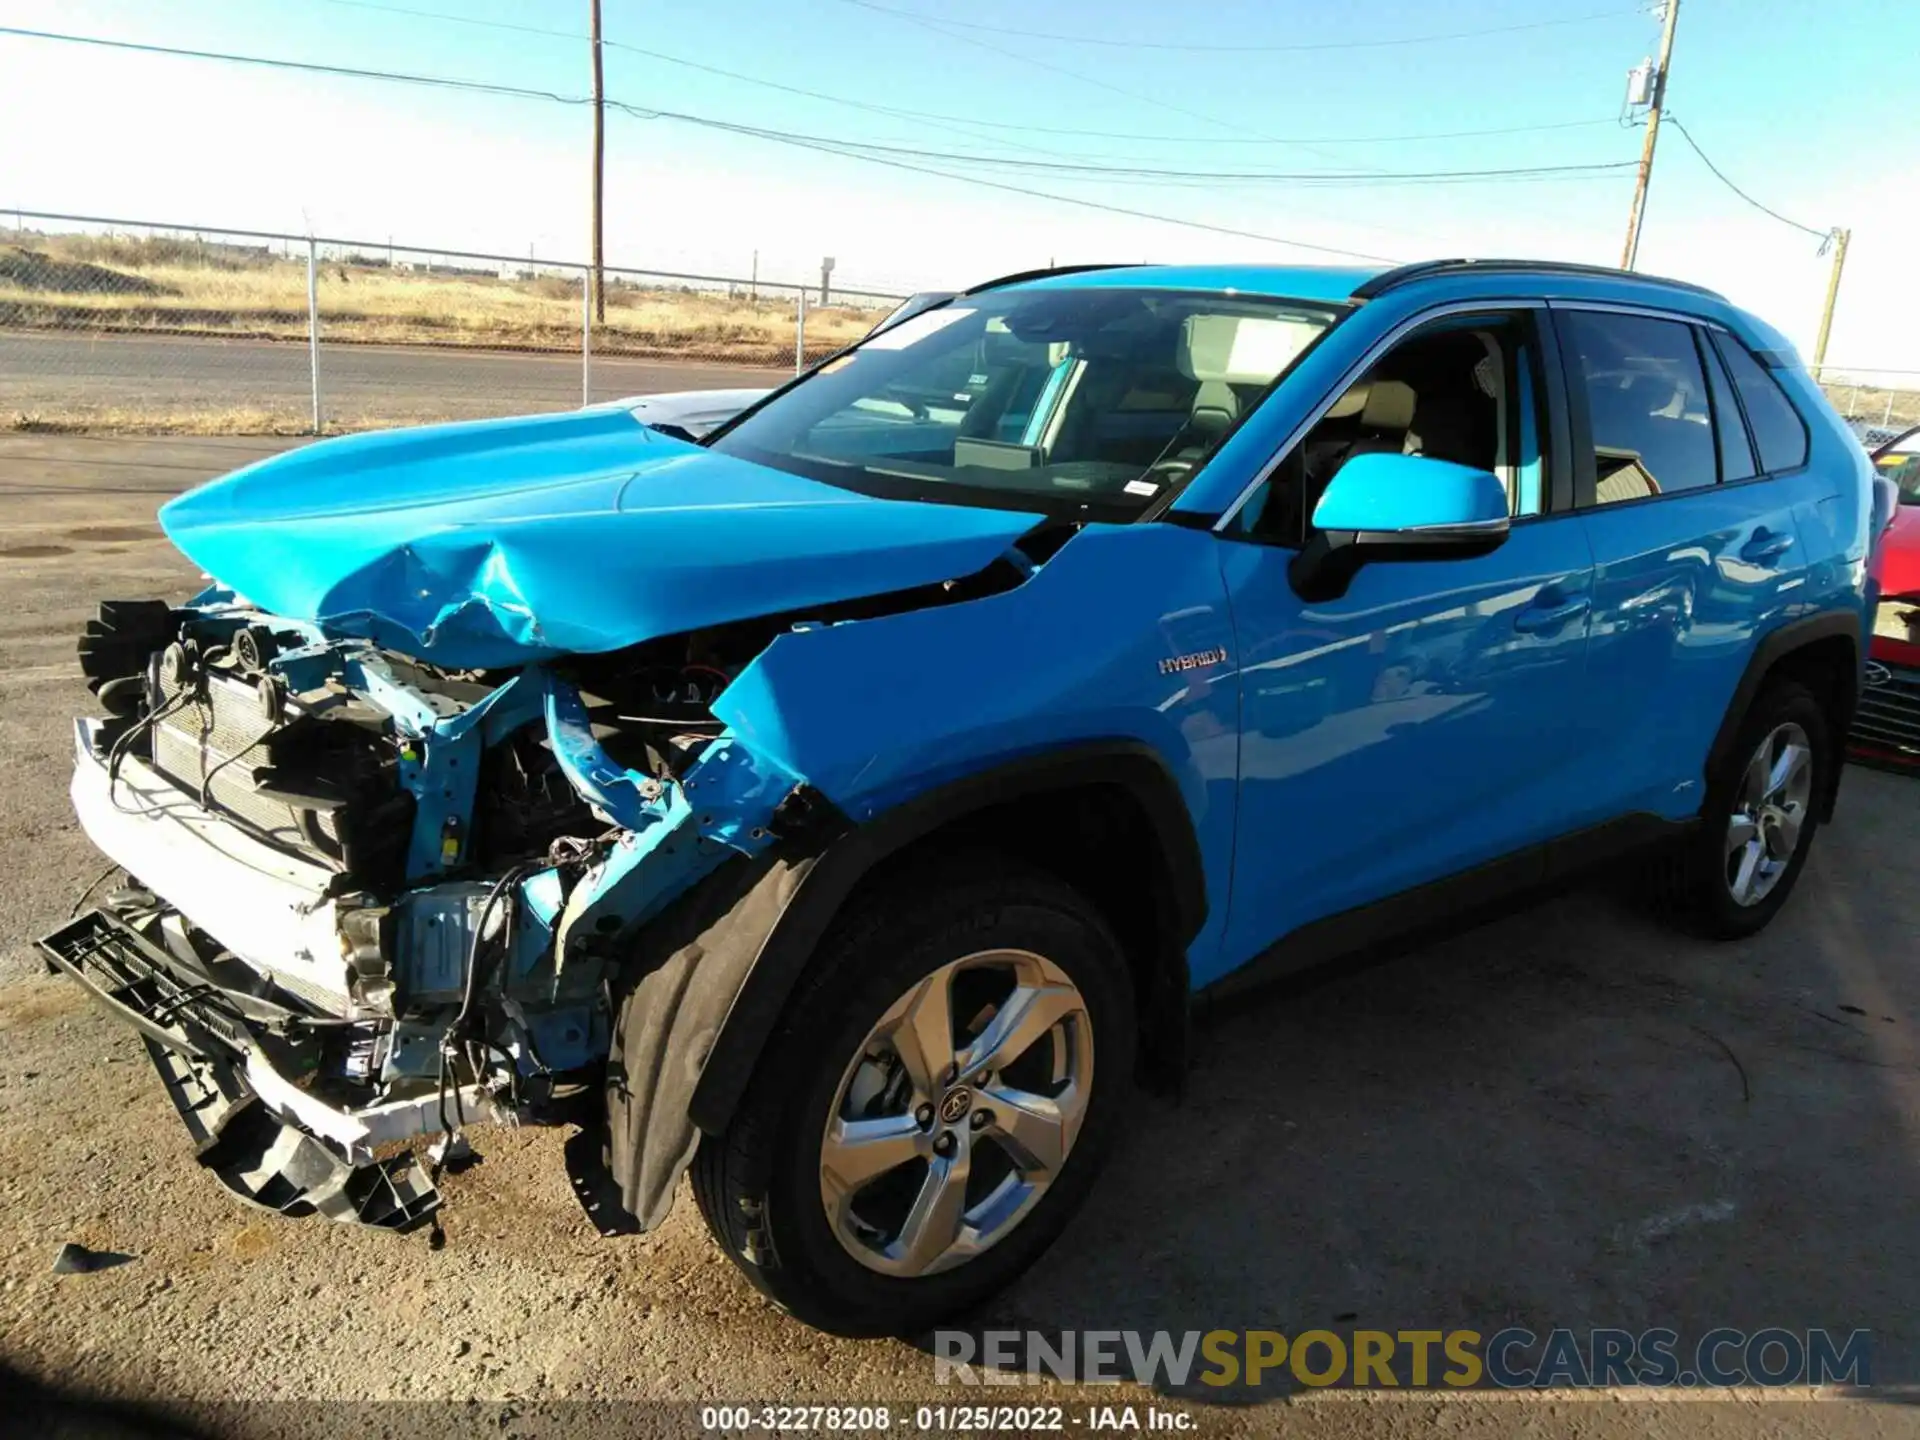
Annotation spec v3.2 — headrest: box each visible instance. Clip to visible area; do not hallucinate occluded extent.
[1360,379,1416,430]
[1325,381,1370,419]
[1189,378,1238,434]
[1178,314,1319,384]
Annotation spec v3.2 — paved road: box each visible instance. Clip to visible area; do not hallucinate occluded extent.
[1,328,788,429]
[1,436,1917,1437]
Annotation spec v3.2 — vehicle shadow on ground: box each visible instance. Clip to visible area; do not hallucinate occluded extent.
[926,772,1920,1401]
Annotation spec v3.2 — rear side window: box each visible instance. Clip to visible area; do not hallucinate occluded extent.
[1697,332,1757,482]
[1562,310,1717,505]
[1711,334,1810,474]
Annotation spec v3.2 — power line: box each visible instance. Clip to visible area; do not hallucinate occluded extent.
[827,0,1376,171]
[836,0,1642,53]
[305,0,1077,160]
[1663,114,1831,242]
[0,25,1626,188]
[308,0,1622,149]
[650,117,1401,261]
[0,23,584,104]
[0,24,1393,260]
[657,126,1638,184]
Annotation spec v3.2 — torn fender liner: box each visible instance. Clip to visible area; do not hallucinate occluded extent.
[603,850,815,1228]
[39,910,438,1232]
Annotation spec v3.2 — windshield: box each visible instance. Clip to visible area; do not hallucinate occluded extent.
[709,287,1337,518]
[1877,429,1920,504]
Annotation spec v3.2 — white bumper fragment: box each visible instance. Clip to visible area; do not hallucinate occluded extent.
[70,716,355,1010]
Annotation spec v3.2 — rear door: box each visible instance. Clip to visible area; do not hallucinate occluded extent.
[1558,305,1818,821]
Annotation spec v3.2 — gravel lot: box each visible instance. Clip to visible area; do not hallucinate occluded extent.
[1,434,1916,1438]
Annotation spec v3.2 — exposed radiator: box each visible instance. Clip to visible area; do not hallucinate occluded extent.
[150,670,344,853]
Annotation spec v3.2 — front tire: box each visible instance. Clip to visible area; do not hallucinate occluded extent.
[692,859,1134,1336]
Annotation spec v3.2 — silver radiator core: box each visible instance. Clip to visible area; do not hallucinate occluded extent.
[150,670,342,852]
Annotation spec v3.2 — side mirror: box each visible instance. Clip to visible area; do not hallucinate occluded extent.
[1290,452,1510,601]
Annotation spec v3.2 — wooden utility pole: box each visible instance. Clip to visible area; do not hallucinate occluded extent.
[1621,0,1682,271]
[1810,227,1850,378]
[589,0,606,323]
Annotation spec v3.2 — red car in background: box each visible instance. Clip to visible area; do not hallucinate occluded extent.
[1855,425,1920,770]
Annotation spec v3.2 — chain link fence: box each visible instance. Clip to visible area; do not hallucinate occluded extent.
[1814,367,1920,446]
[1,210,905,434]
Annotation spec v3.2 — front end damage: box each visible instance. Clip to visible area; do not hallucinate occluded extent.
[42,593,827,1231]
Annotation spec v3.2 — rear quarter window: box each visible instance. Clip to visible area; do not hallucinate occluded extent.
[1711,334,1810,474]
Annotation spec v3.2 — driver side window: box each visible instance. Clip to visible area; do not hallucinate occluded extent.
[1227,310,1551,545]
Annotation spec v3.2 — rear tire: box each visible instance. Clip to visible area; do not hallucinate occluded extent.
[1663,679,1828,940]
[692,858,1134,1336]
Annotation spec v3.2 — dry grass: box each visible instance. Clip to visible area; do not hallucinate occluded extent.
[3,402,546,436]
[0,230,885,363]
[1822,382,1920,430]
[6,405,318,436]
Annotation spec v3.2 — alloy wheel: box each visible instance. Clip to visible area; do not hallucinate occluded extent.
[1725,720,1814,907]
[818,948,1094,1278]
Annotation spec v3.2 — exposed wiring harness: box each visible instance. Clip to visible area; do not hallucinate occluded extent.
[427,829,618,1184]
[67,860,121,918]
[104,644,233,815]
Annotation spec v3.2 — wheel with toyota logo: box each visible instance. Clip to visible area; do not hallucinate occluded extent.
[690,855,1132,1335]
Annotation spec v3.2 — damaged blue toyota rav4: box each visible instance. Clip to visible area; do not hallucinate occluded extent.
[45,259,1882,1335]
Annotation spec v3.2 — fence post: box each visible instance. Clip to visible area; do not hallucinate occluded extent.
[306,237,322,434]
[794,290,808,376]
[1885,394,1896,426]
[581,265,593,407]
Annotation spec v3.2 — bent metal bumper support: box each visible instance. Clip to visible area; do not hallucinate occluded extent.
[38,910,440,1230]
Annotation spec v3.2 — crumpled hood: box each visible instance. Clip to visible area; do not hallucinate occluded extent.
[160,407,1040,666]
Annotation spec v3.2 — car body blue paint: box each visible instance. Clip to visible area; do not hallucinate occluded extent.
[1310,453,1509,531]
[136,261,1875,1030]
[1215,505,1596,975]
[712,520,1242,967]
[158,406,1044,668]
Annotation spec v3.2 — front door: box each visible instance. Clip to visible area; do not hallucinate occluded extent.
[1208,305,1596,984]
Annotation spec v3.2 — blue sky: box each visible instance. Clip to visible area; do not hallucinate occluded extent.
[1,0,1914,364]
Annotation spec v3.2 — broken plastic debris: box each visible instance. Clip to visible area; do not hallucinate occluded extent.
[428,1131,474,1170]
[52,1242,136,1274]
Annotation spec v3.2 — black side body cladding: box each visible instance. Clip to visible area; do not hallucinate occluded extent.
[1704,608,1864,821]
[685,742,1208,1137]
[1204,811,1694,1000]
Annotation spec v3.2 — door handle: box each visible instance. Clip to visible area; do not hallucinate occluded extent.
[1513,594,1591,634]
[1740,530,1795,564]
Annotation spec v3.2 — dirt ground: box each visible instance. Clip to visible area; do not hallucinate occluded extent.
[1,434,1917,1439]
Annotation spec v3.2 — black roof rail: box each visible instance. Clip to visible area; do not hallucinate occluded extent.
[962,262,1142,296]
[1350,258,1726,302]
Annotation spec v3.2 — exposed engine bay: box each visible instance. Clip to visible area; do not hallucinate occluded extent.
[45,590,823,1228]
[35,406,1080,1236]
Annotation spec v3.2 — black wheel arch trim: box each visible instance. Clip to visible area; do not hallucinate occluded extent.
[1704,608,1864,821]
[685,740,1208,1136]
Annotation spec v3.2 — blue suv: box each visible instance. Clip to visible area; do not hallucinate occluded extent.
[46,259,1881,1334]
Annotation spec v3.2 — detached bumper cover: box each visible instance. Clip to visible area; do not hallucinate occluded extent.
[39,909,441,1230]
